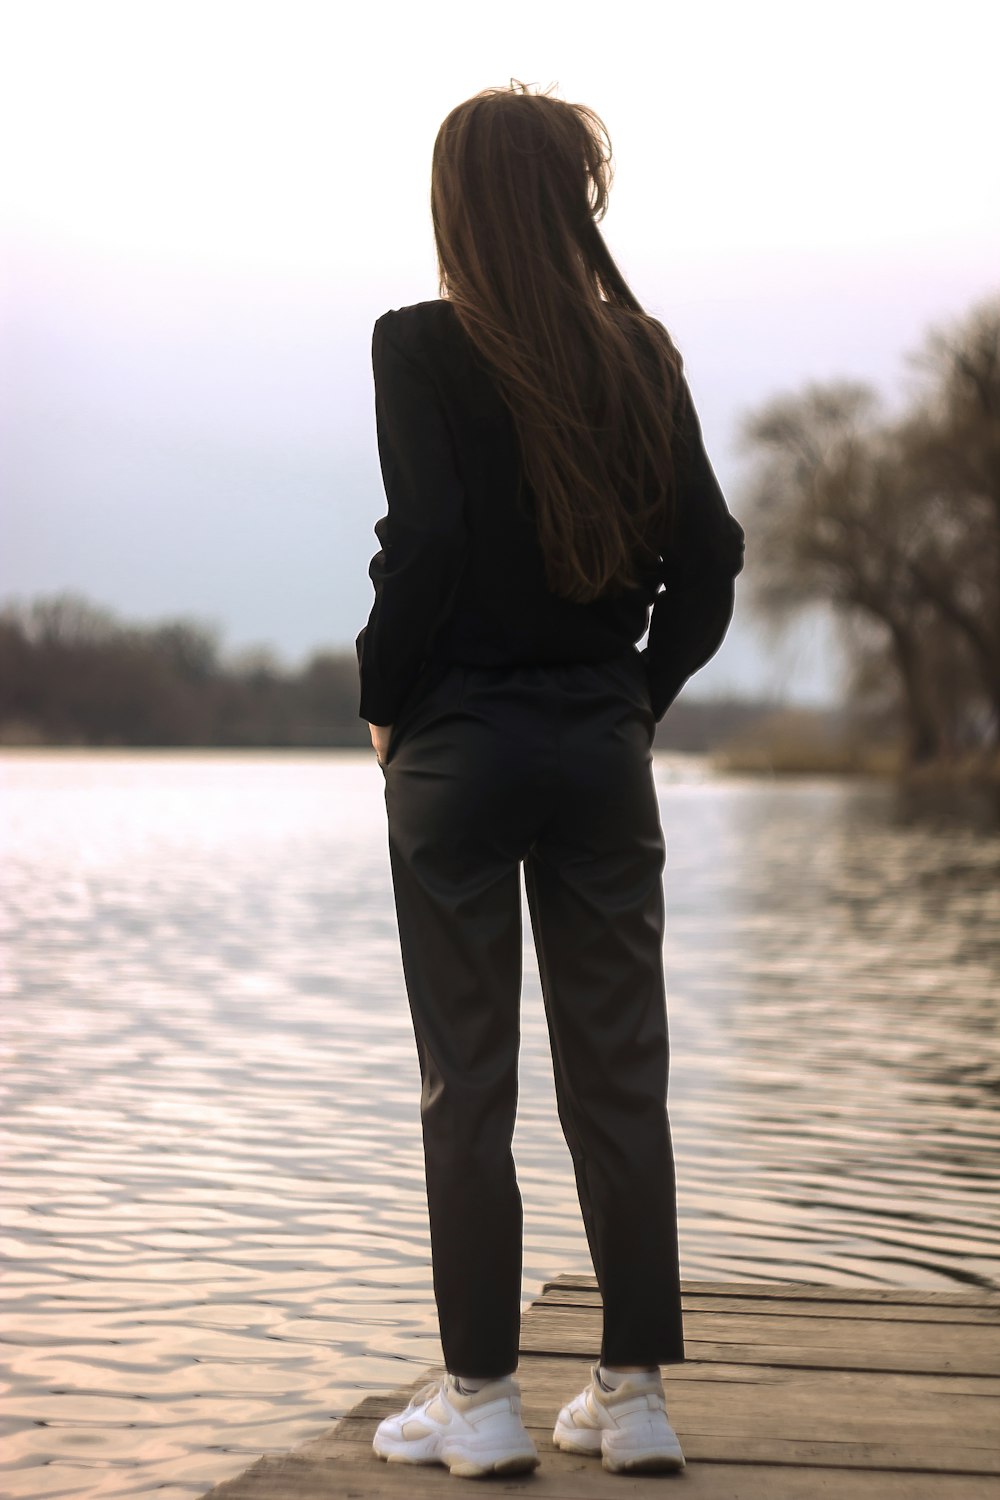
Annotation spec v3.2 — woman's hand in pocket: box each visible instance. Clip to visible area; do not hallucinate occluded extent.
[369,721,392,767]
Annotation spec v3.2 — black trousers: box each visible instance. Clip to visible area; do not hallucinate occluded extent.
[380,649,685,1379]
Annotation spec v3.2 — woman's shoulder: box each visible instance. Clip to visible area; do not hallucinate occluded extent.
[373,299,468,371]
[375,298,457,339]
[380,297,454,317]
[374,298,476,381]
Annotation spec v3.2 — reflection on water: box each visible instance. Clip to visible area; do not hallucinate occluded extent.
[1,750,998,1499]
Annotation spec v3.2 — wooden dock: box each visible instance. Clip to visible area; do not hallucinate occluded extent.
[203,1275,1000,1497]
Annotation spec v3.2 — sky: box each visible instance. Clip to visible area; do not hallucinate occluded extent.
[2,0,998,705]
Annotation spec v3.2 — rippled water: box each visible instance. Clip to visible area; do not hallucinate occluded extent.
[2,750,998,1499]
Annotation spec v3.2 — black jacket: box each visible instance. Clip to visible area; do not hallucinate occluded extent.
[356,298,745,727]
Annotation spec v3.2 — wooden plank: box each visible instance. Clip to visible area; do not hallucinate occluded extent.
[321,1359,1000,1405]
[312,1433,1000,1478]
[537,1287,1000,1325]
[202,1449,1000,1500]
[518,1305,1000,1375]
[320,1411,1000,1466]
[302,1355,1000,1473]
[197,1278,1000,1498]
[544,1275,1000,1309]
[207,1356,1000,1497]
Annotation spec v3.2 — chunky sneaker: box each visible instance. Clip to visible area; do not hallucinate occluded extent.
[553,1364,686,1473]
[372,1371,540,1478]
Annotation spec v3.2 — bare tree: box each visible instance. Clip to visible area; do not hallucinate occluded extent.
[737,381,945,763]
[736,295,1000,766]
[895,295,1000,741]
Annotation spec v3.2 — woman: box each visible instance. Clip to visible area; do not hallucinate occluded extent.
[356,80,745,1479]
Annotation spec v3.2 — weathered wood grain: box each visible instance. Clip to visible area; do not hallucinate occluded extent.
[543,1275,1000,1309]
[539,1287,1000,1324]
[202,1450,1000,1500]
[304,1373,1000,1457]
[518,1304,1000,1374]
[199,1277,1000,1498]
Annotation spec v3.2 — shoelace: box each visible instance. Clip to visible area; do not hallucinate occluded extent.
[403,1379,446,1413]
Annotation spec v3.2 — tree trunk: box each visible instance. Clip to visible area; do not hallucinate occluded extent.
[885,617,941,765]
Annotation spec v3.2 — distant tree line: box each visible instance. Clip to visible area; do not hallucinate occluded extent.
[738,293,1000,766]
[0,591,778,752]
[0,595,370,747]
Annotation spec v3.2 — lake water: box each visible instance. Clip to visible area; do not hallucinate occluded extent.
[2,750,998,1500]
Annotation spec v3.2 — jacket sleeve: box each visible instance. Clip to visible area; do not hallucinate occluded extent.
[356,312,468,725]
[638,376,746,720]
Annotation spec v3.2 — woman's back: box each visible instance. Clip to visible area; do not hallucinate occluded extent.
[357,297,745,732]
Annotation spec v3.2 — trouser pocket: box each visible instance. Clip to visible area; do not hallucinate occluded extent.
[383,662,467,771]
[601,649,656,740]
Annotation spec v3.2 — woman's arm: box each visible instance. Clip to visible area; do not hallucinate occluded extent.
[356,311,468,726]
[639,377,746,720]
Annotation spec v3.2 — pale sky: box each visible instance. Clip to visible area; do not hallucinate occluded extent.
[2,0,998,703]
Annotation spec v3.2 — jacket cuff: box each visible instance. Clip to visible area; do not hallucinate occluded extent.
[356,626,396,725]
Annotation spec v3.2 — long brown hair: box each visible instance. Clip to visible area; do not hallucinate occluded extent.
[431,79,685,602]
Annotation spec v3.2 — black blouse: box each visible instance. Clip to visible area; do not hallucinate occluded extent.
[356,298,745,727]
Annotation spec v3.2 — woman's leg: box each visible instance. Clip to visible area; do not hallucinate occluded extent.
[523,656,685,1368]
[383,664,541,1379]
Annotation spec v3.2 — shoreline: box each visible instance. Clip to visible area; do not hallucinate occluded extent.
[3,739,999,785]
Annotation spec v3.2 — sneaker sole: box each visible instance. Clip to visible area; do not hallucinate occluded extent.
[603,1445,686,1473]
[553,1422,603,1456]
[554,1428,686,1472]
[374,1443,540,1478]
[449,1452,541,1478]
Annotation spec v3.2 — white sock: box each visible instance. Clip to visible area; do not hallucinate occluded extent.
[448,1372,507,1394]
[598,1365,658,1390]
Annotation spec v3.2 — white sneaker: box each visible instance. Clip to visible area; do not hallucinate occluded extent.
[553,1364,686,1473]
[372,1372,540,1478]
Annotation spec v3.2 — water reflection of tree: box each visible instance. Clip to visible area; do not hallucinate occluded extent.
[739,294,1000,767]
